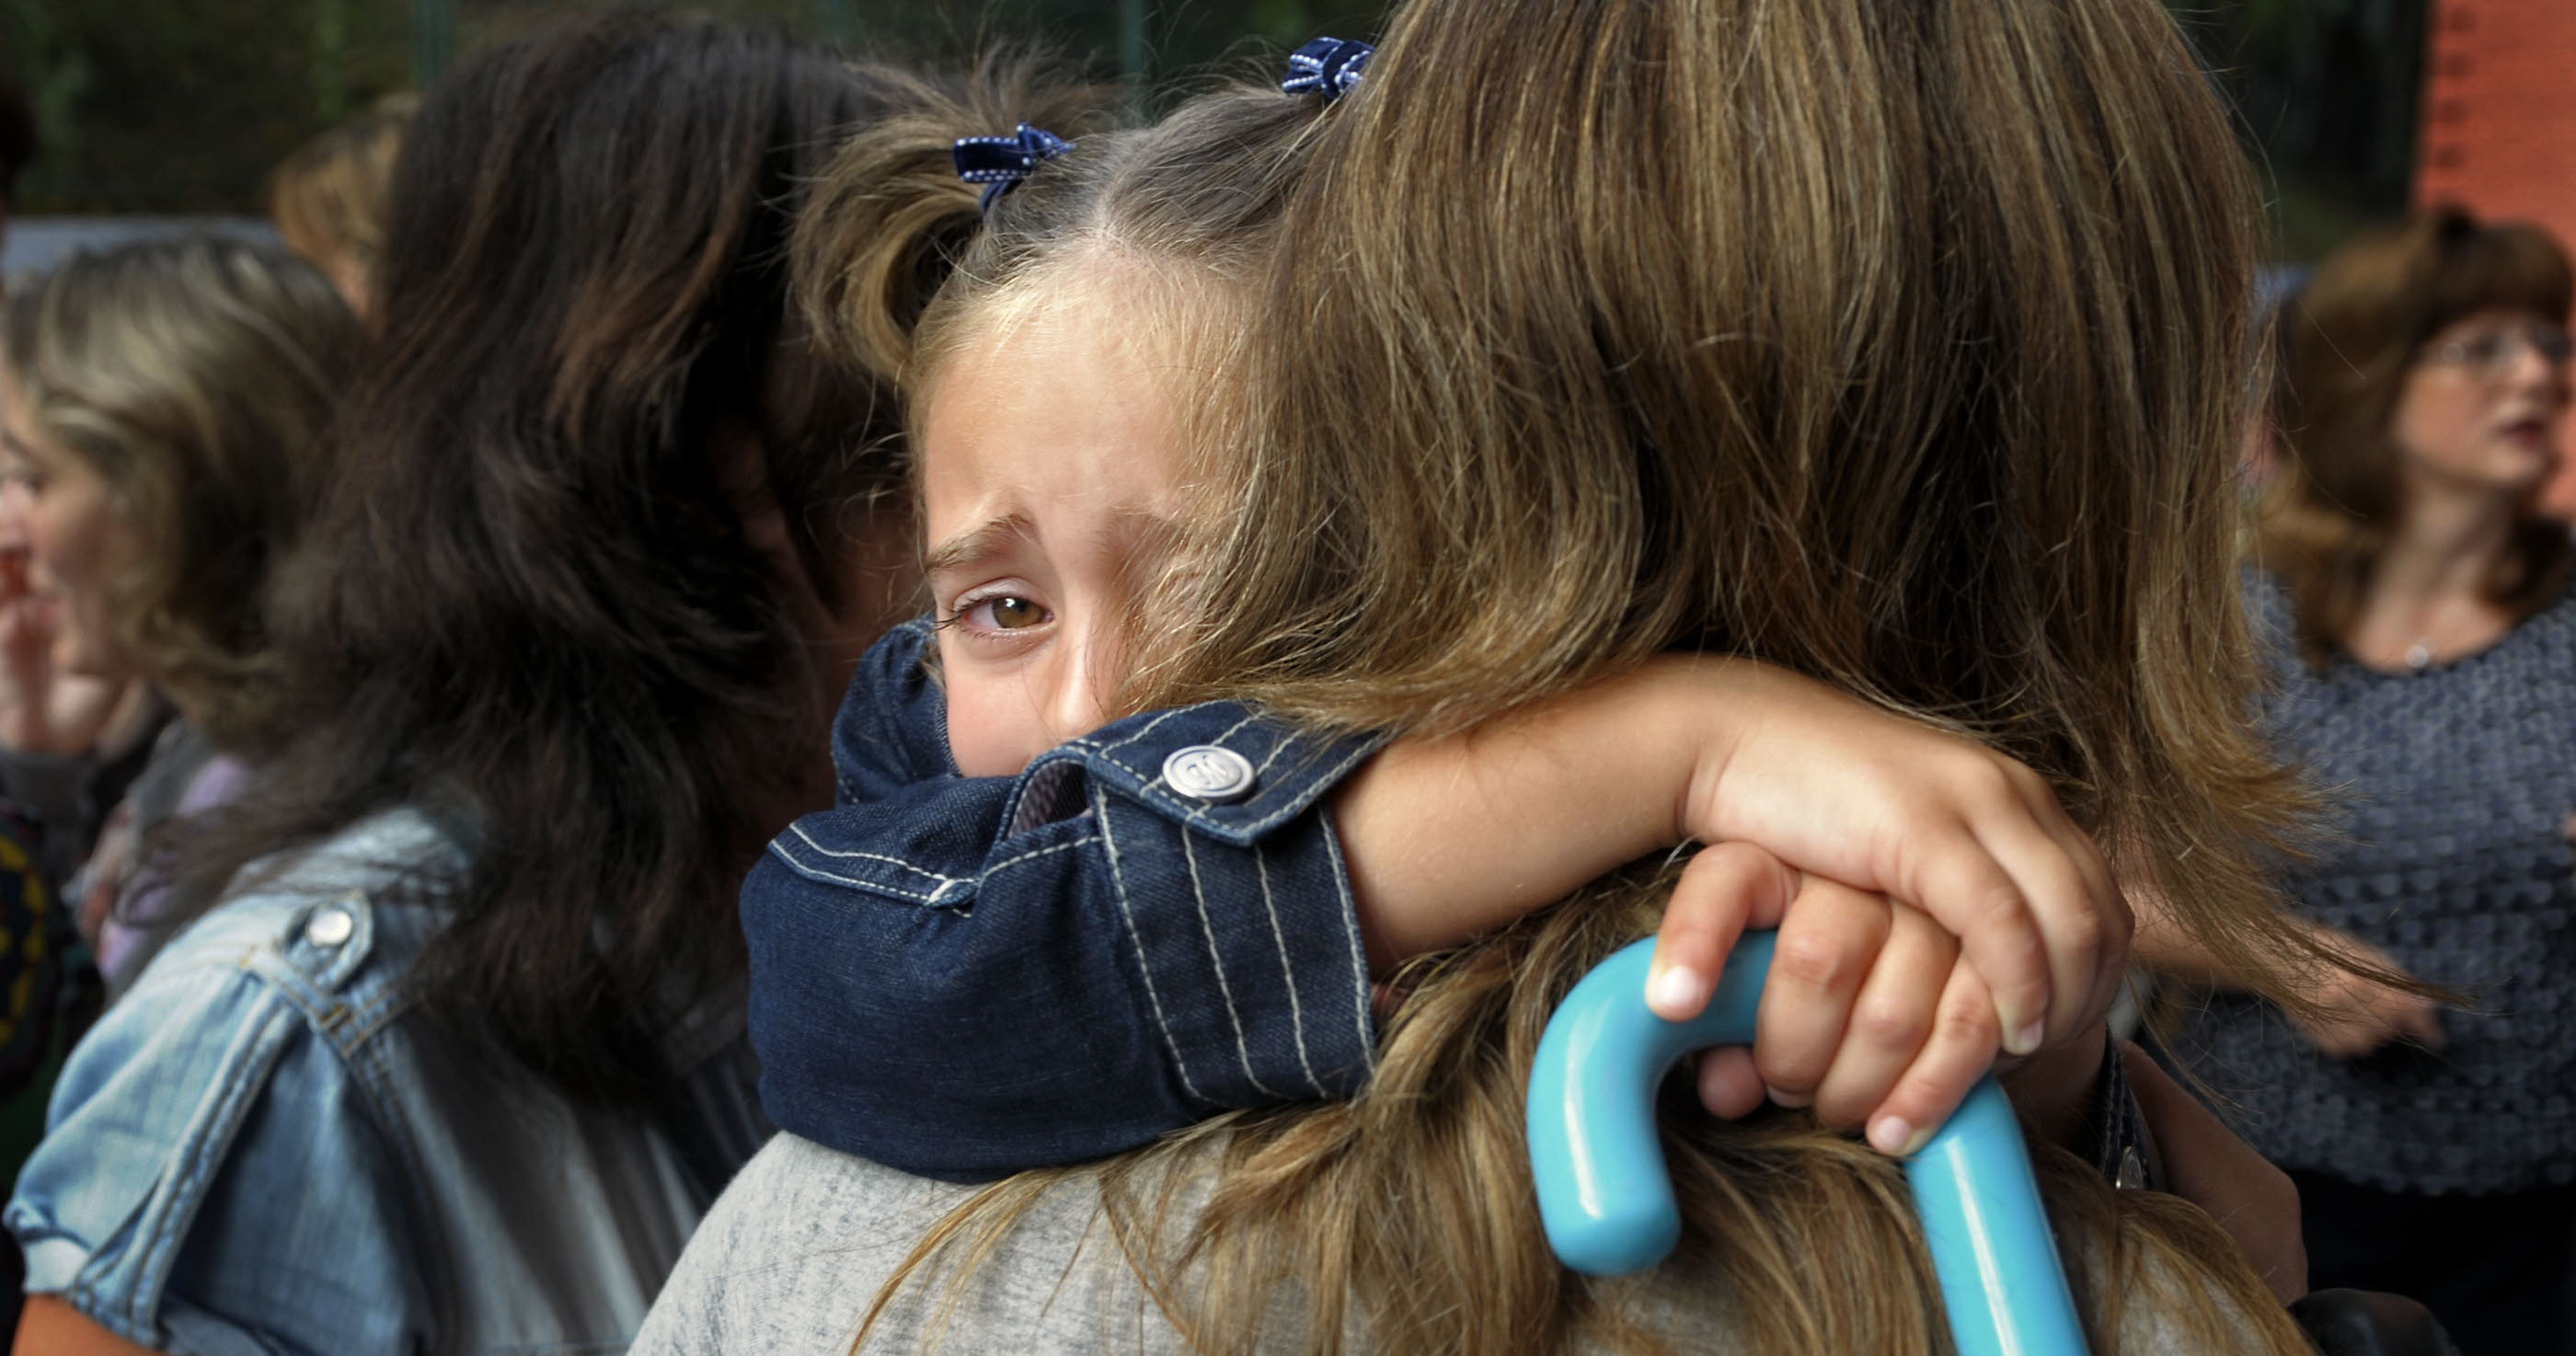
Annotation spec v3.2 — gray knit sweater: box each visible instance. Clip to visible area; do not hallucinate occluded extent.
[2173,573,2576,1195]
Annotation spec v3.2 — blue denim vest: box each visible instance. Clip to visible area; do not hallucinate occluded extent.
[7,807,770,1355]
[744,620,1386,1182]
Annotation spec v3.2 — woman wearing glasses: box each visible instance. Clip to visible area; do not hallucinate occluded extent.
[2146,206,2576,1355]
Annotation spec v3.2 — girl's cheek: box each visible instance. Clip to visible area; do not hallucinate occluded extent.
[942,668,1049,778]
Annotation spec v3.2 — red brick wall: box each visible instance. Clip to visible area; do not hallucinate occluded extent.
[2416,0,2576,514]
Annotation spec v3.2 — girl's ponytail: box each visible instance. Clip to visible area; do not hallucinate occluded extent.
[791,58,1111,396]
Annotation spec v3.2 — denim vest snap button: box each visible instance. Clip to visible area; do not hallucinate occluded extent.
[1163,745,1257,803]
[305,904,356,948]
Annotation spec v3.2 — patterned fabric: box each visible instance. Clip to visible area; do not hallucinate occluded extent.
[0,805,63,1103]
[2172,573,2576,1194]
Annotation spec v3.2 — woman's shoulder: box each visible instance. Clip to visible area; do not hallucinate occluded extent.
[638,1135,990,1353]
[2,806,470,1350]
[641,1134,1198,1356]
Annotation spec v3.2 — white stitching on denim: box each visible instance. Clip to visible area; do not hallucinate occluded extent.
[1317,813,1378,1074]
[781,823,963,887]
[765,841,967,906]
[1181,829,1288,1101]
[1254,841,1325,1095]
[983,835,1095,875]
[1096,788,1213,1103]
[1252,728,1302,777]
[1094,706,1191,759]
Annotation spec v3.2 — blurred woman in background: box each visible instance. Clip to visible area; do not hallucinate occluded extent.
[0,237,356,996]
[267,94,416,323]
[4,16,1101,1354]
[2150,205,2576,1355]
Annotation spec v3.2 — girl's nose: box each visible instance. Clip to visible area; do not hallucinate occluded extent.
[1042,630,1121,747]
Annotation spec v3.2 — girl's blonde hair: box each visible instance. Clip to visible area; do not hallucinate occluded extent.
[2260,206,2576,669]
[849,0,2328,1345]
[3,236,357,750]
[795,66,1328,601]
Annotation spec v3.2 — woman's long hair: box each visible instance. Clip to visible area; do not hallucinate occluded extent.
[1,236,357,750]
[165,16,1084,1102]
[862,0,2329,1349]
[2260,206,2576,668]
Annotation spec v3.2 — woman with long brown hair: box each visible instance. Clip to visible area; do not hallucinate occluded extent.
[5,18,1093,1356]
[2150,208,2576,1353]
[641,0,2342,1349]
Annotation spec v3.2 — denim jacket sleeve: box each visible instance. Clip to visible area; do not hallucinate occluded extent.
[6,888,427,1356]
[746,620,1386,1183]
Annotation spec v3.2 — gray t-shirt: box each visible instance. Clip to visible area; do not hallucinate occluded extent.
[635,1133,2273,1355]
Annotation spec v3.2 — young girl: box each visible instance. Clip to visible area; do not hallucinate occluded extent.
[646,0,2335,1346]
[738,49,2272,1192]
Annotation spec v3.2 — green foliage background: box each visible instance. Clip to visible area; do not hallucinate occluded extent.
[2,0,2423,259]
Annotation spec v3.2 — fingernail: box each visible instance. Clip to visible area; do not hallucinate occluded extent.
[2007,1020,2044,1057]
[1766,1084,1811,1109]
[1646,964,1708,1018]
[1869,1115,1917,1156]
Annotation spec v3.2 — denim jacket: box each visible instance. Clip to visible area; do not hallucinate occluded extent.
[6,807,770,1356]
[743,619,1385,1183]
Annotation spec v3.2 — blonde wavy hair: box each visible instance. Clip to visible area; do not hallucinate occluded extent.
[829,0,2329,1347]
[2,236,357,749]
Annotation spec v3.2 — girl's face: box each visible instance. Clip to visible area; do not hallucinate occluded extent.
[0,373,139,678]
[919,292,1196,777]
[2388,305,2570,497]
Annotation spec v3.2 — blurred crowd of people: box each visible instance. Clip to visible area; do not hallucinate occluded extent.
[0,3,2563,1354]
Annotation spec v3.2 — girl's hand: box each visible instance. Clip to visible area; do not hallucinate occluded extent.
[2291,927,2442,1058]
[1649,847,2009,1157]
[1665,657,2127,1061]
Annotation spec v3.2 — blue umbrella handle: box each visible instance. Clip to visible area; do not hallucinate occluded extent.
[1526,933,2091,1356]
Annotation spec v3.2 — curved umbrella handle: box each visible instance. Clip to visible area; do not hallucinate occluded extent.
[1525,933,2091,1356]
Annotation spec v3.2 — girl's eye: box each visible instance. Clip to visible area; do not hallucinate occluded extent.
[947,592,1052,634]
[986,596,1046,629]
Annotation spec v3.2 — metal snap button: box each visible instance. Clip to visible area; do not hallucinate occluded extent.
[305,906,355,948]
[1162,745,1258,803]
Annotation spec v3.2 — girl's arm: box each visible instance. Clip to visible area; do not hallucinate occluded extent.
[1336,653,2121,1059]
[1333,655,2125,1158]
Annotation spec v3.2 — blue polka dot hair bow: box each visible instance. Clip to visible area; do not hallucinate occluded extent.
[953,123,1075,213]
[1282,37,1373,99]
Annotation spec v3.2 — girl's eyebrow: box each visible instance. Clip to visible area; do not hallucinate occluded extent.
[923,512,1036,579]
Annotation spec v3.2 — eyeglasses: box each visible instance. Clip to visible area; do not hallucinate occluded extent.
[2418,324,2574,375]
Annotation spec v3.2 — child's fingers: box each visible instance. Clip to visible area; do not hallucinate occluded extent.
[1965,807,2130,1055]
[1645,842,1798,1021]
[1694,1046,1764,1120]
[1905,817,2051,1058]
[2008,779,2130,1001]
[1750,879,1893,1109]
[1806,903,1960,1130]
[1863,960,2001,1157]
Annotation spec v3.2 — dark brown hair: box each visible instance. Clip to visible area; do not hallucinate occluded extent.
[2260,205,2576,667]
[168,15,1065,1101]
[2,237,358,749]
